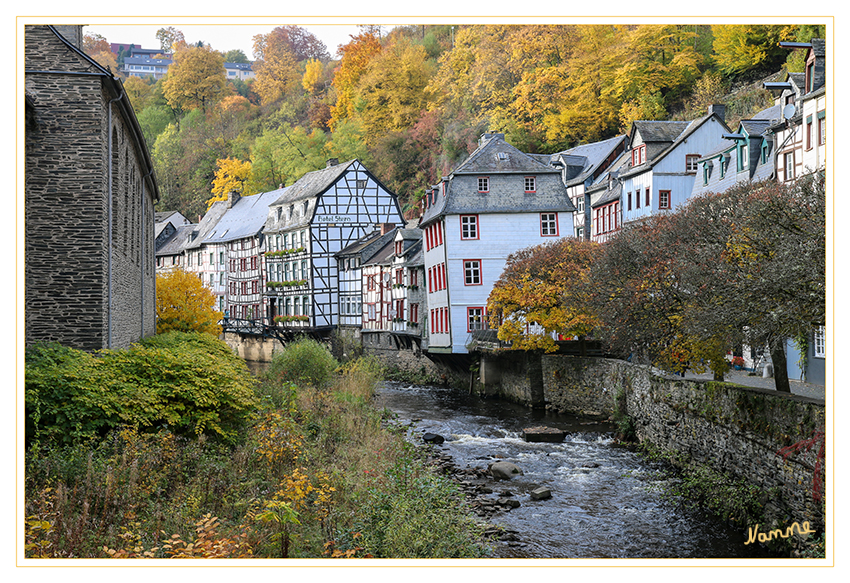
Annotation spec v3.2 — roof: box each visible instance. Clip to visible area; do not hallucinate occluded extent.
[362,238,395,267]
[419,135,573,225]
[336,229,398,264]
[202,189,283,245]
[156,224,197,257]
[453,134,555,174]
[620,112,730,180]
[553,134,629,186]
[271,160,356,206]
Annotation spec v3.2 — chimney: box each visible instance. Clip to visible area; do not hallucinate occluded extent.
[479,132,505,147]
[227,190,241,208]
[380,223,396,236]
[708,104,726,123]
[326,158,339,168]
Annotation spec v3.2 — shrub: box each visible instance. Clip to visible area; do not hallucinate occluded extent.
[265,338,338,389]
[25,332,258,446]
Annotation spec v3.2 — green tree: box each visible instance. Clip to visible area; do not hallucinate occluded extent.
[224,49,249,63]
[156,26,186,53]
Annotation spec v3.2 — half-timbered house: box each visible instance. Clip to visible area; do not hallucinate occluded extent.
[200,189,282,320]
[418,133,575,355]
[262,159,404,332]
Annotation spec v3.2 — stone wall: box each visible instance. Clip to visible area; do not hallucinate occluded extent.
[362,331,443,380]
[25,25,156,351]
[536,355,825,532]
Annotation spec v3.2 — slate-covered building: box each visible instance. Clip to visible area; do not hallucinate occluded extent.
[25,25,159,350]
[418,133,575,355]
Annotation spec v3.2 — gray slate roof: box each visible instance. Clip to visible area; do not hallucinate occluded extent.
[156,224,197,257]
[632,120,692,143]
[183,200,230,251]
[271,160,356,205]
[202,189,284,245]
[453,135,554,174]
[552,134,628,186]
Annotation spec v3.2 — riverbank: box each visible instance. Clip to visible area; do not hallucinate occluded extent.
[24,337,491,559]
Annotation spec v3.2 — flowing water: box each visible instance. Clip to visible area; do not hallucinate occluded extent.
[374,380,775,559]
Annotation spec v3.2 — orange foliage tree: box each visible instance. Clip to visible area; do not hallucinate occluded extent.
[488,238,600,352]
[329,30,382,130]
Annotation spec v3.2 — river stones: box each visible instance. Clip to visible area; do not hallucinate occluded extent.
[489,461,523,480]
[422,432,445,444]
[530,487,552,500]
[522,426,568,443]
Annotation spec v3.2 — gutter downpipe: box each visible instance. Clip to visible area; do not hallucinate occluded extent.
[107,86,125,349]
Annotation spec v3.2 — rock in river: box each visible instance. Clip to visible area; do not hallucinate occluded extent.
[423,432,445,444]
[489,461,524,480]
[530,487,552,500]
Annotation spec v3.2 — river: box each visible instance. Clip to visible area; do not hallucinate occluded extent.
[374,380,776,559]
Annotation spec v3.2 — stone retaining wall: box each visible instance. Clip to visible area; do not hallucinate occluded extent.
[538,355,825,534]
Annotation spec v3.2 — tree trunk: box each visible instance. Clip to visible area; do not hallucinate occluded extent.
[770,337,791,393]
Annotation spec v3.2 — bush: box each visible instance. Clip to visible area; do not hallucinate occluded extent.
[264,338,338,389]
[25,332,258,446]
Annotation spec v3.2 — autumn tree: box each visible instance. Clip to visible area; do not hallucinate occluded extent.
[302,58,325,94]
[208,157,254,208]
[163,44,229,113]
[252,32,301,106]
[156,26,186,53]
[224,49,249,63]
[254,26,330,62]
[488,238,600,353]
[329,30,382,130]
[711,24,797,76]
[156,268,223,335]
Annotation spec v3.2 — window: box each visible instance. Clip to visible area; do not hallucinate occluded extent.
[814,326,825,358]
[356,179,368,190]
[302,297,310,316]
[210,252,214,265]
[806,117,813,150]
[467,307,485,332]
[685,155,700,173]
[220,273,225,285]
[285,262,291,281]
[219,251,225,264]
[703,163,710,185]
[818,114,826,146]
[251,280,257,294]
[460,215,479,240]
[241,281,248,295]
[395,269,404,285]
[410,303,419,323]
[294,296,301,316]
[632,144,646,166]
[627,192,632,210]
[635,190,641,209]
[541,213,558,236]
[301,261,307,280]
[302,201,309,215]
[658,190,671,210]
[240,258,247,271]
[209,274,214,285]
[464,260,482,286]
[740,143,749,170]
[645,188,650,207]
[524,176,537,192]
[187,253,192,267]
[198,252,203,265]
[576,226,584,239]
[395,299,405,321]
[784,152,795,181]
[409,269,418,287]
[368,275,376,291]
[395,241,403,256]
[251,256,257,270]
[477,177,489,193]
[367,303,376,321]
[576,196,584,212]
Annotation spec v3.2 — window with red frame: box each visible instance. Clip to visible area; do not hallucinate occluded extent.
[467,307,485,332]
[251,280,257,294]
[395,269,403,285]
[460,215,478,240]
[645,187,650,207]
[524,176,536,192]
[241,281,247,295]
[659,190,671,209]
[409,269,418,287]
[410,303,419,323]
[368,275,376,291]
[395,299,404,321]
[541,212,558,236]
[395,241,403,255]
[464,260,481,285]
[251,256,257,270]
[240,258,247,271]
[632,144,646,166]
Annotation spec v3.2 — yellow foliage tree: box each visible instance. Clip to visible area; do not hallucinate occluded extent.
[329,30,382,130]
[302,58,324,94]
[155,268,223,335]
[163,44,229,113]
[207,157,253,208]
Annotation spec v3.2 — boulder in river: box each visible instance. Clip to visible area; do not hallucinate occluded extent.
[423,432,445,444]
[522,426,567,443]
[530,487,552,500]
[489,461,523,480]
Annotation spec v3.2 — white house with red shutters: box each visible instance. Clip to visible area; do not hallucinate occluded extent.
[418,133,575,354]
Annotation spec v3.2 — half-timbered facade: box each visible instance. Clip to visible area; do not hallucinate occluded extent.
[390,228,425,336]
[588,153,629,243]
[200,189,282,320]
[262,159,404,331]
[361,238,395,333]
[419,133,575,354]
[619,106,731,226]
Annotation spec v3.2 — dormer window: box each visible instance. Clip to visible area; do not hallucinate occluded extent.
[761,140,770,164]
[302,201,309,215]
[276,207,282,220]
[478,177,489,193]
[738,142,749,171]
[702,161,711,185]
[524,176,536,193]
[632,144,646,166]
[288,205,294,219]
[496,152,509,161]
